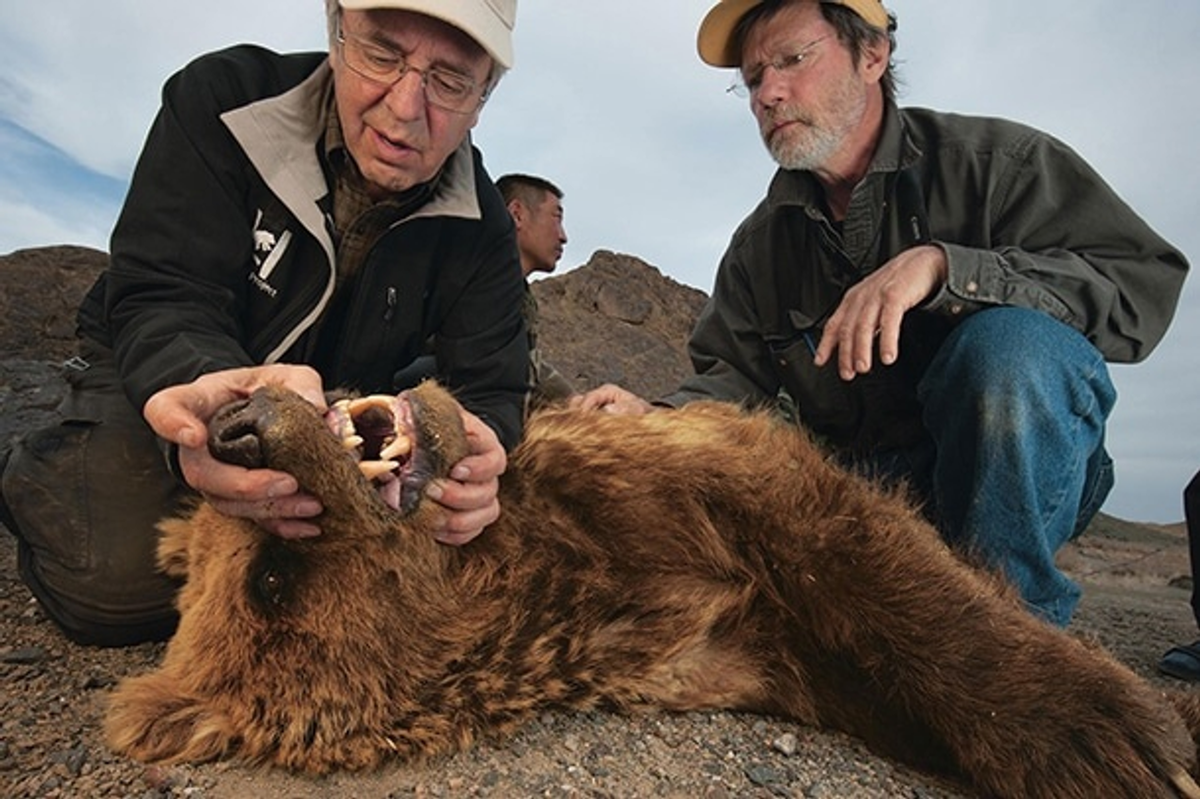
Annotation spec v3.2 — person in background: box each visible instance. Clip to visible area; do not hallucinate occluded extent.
[1159,470,1200,680]
[0,0,528,647]
[577,0,1188,627]
[496,172,576,407]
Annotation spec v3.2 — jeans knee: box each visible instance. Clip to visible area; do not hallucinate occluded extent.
[920,308,1115,427]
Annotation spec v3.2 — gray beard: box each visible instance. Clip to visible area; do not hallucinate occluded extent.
[760,78,867,172]
[765,122,842,172]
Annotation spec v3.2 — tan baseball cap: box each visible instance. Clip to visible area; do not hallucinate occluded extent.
[698,0,888,67]
[339,0,517,69]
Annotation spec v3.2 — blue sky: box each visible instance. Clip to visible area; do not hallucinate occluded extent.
[1,1,1197,522]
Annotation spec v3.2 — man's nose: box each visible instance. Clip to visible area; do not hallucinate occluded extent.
[753,64,791,109]
[384,69,427,119]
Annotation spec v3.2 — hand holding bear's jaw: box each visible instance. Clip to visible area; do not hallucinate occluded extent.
[204,389,423,514]
[145,367,494,543]
[201,382,489,542]
[142,365,330,538]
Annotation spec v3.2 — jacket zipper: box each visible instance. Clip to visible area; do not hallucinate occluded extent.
[384,286,397,323]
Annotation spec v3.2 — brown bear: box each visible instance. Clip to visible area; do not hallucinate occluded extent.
[104,381,1200,798]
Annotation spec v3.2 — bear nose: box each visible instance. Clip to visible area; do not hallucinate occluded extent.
[208,394,274,469]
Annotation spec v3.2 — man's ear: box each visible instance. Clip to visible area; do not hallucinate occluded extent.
[507,199,526,227]
[860,37,890,85]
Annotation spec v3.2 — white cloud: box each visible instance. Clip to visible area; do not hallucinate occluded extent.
[0,198,109,254]
[0,2,326,177]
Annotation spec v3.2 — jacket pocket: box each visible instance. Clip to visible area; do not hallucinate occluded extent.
[766,328,930,455]
[766,332,864,450]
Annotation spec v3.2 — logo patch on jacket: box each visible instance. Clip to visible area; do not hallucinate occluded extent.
[249,207,292,299]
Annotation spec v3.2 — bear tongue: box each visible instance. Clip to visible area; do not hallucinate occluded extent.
[376,473,403,510]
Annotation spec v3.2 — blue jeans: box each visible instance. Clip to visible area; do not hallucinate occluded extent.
[849,307,1116,627]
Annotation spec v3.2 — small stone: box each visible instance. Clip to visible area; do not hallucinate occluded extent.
[142,764,179,791]
[745,763,782,786]
[771,732,799,756]
[1,646,48,665]
[79,672,116,690]
[65,745,88,776]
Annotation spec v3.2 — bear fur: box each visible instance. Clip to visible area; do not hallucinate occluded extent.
[104,382,1200,798]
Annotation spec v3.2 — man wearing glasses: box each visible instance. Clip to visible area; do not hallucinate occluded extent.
[578,0,1188,628]
[1,0,527,646]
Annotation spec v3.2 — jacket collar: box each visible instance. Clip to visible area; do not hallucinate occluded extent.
[868,99,923,174]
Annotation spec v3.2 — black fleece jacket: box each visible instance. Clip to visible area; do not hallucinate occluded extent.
[78,45,529,449]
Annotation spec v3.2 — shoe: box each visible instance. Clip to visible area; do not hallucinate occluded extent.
[1158,640,1200,682]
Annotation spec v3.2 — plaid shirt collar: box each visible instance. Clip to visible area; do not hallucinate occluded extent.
[321,96,440,275]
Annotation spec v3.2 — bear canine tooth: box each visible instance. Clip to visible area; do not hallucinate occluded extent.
[379,436,412,461]
[359,460,398,480]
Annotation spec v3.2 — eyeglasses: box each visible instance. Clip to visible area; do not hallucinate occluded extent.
[336,25,487,114]
[727,35,830,99]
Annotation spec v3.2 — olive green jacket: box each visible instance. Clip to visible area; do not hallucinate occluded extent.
[663,103,1188,454]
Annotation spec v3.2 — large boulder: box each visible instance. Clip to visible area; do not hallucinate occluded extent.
[531,249,707,399]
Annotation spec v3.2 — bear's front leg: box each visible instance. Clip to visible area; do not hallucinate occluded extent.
[770,508,1198,798]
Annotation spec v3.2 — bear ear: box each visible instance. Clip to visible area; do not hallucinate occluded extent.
[105,673,237,766]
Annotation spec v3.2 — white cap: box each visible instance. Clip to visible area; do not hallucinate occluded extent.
[339,0,517,68]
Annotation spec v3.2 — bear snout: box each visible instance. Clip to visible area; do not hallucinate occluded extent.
[207,393,278,469]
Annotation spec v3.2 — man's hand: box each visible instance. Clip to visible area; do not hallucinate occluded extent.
[814,244,948,380]
[423,408,506,546]
[570,384,653,415]
[143,364,328,539]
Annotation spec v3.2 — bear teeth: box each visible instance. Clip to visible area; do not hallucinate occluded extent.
[379,436,412,461]
[327,395,414,484]
[360,460,400,480]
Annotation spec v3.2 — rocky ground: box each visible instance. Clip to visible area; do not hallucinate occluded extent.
[1,245,1197,798]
